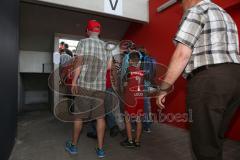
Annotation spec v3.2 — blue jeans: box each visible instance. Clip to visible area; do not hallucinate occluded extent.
[143,97,152,129]
[105,88,118,129]
[131,97,152,130]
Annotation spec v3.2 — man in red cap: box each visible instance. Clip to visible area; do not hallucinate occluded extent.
[65,20,112,158]
[86,20,101,33]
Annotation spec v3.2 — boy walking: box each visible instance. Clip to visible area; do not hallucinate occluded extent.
[121,51,144,148]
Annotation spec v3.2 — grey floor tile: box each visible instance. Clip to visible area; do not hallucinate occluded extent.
[10,110,240,160]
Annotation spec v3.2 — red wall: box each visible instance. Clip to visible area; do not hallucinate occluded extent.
[225,4,240,141]
[124,0,240,140]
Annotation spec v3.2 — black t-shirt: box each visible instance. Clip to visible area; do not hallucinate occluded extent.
[65,49,73,57]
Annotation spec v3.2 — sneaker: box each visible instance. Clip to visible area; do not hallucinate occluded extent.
[120,139,135,148]
[96,148,105,158]
[110,126,119,137]
[87,132,97,139]
[143,128,151,133]
[134,141,141,147]
[65,140,78,155]
[120,130,127,137]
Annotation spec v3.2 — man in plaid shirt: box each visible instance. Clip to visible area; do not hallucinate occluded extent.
[65,20,112,158]
[157,0,240,159]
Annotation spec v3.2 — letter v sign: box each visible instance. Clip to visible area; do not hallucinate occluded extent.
[109,0,119,10]
[104,0,123,16]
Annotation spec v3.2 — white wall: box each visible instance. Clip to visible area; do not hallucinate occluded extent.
[22,0,149,22]
[19,51,52,73]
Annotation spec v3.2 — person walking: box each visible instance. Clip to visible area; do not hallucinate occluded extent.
[157,0,240,159]
[65,20,112,158]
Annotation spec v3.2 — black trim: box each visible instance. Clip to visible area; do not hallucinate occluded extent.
[0,0,19,159]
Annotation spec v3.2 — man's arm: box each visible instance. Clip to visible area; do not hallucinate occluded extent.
[157,43,192,109]
[71,55,83,94]
[110,58,120,90]
[107,57,112,70]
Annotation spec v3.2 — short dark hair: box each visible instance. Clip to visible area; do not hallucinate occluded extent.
[129,51,140,62]
[64,43,69,49]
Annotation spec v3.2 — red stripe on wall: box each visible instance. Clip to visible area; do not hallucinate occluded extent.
[225,3,240,141]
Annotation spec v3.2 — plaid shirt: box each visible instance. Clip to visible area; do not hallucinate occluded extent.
[76,36,111,91]
[174,0,240,78]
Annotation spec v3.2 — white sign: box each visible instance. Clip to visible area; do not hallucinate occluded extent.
[104,0,123,16]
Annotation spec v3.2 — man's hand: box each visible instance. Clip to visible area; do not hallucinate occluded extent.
[156,91,168,110]
[71,56,82,95]
[71,82,78,95]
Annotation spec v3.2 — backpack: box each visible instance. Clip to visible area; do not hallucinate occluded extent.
[120,52,156,86]
[142,55,156,84]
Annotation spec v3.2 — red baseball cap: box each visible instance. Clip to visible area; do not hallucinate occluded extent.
[86,20,101,33]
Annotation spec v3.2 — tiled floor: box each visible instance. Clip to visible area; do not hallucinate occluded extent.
[10,110,240,160]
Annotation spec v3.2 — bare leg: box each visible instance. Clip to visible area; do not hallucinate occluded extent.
[72,120,83,145]
[135,117,142,142]
[125,115,133,141]
[96,117,106,149]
